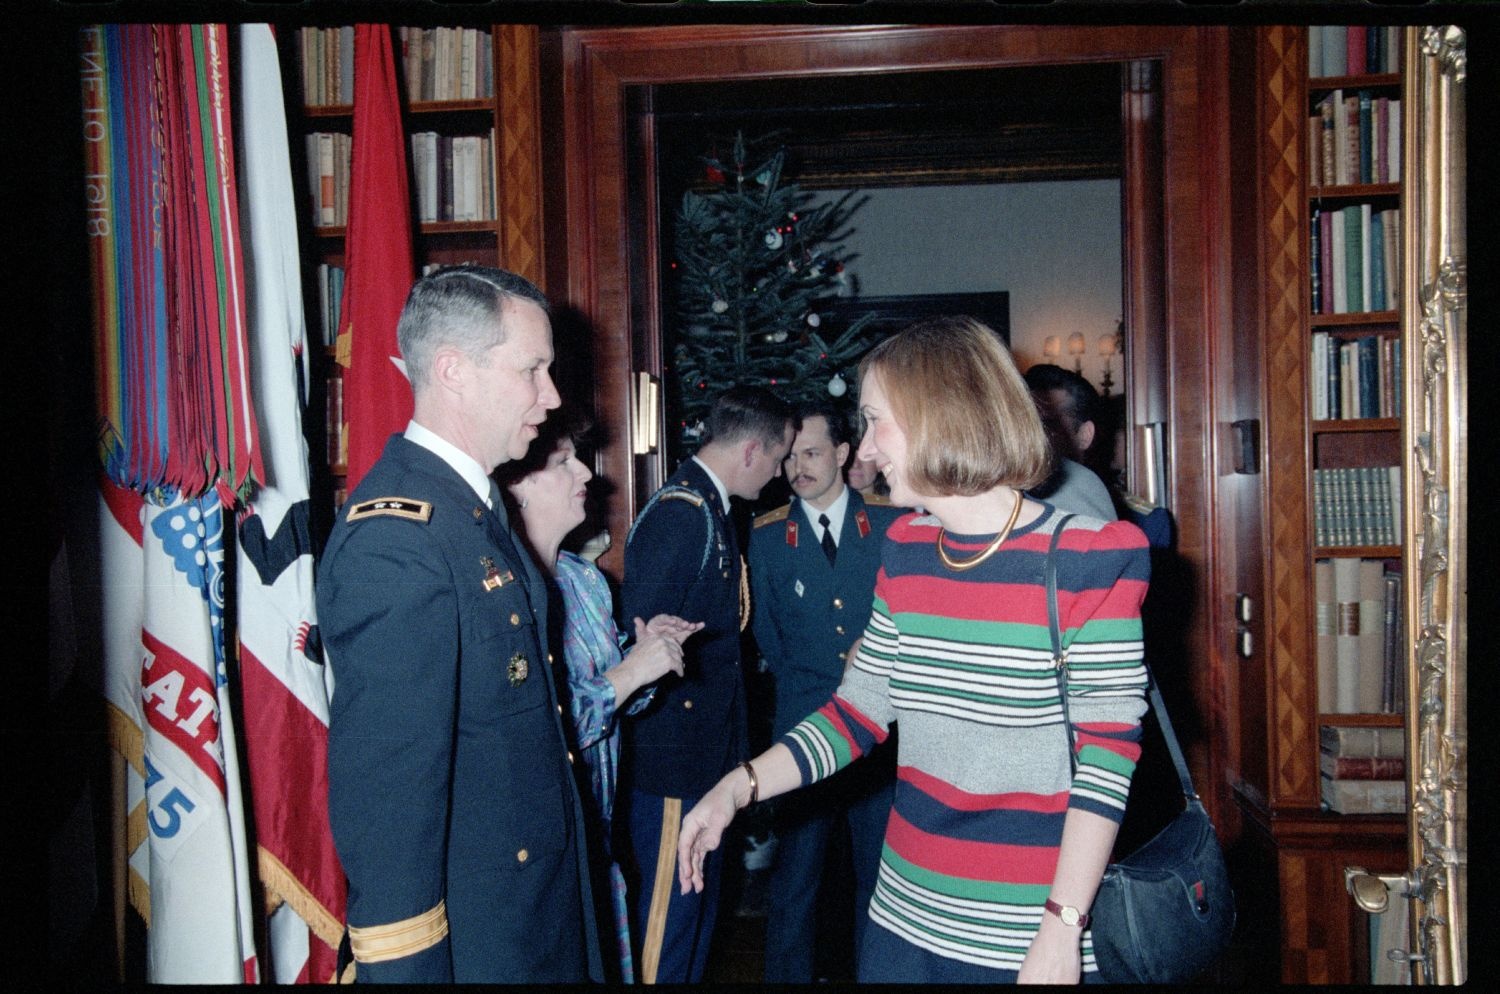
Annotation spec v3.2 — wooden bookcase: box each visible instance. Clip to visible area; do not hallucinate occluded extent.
[1242,24,1411,984]
[282,24,546,511]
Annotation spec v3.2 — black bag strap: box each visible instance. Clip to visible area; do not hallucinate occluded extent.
[1048,515,1199,803]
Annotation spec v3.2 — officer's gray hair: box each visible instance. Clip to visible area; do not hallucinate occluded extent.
[397,265,549,394]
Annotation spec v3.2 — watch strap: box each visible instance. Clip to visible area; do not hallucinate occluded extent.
[1044,897,1090,928]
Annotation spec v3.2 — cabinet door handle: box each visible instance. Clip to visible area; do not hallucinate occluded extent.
[1344,866,1414,914]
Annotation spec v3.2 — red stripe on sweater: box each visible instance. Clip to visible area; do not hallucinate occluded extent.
[1073,725,1144,764]
[884,573,1052,622]
[899,765,1070,813]
[884,808,1058,885]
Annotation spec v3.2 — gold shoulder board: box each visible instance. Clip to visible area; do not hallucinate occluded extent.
[662,490,705,507]
[346,497,433,523]
[754,504,792,527]
[862,492,894,507]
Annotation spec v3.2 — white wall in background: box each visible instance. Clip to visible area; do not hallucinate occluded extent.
[829,180,1123,391]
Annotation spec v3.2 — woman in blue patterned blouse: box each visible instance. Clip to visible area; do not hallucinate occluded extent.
[500,413,701,982]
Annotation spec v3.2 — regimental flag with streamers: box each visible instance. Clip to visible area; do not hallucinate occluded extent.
[98,478,261,982]
[82,23,262,505]
[84,23,263,982]
[337,23,416,491]
[233,23,346,985]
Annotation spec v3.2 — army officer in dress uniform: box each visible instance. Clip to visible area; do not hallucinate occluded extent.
[319,266,602,983]
[749,401,904,982]
[618,385,795,983]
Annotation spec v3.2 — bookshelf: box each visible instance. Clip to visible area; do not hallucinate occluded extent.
[1305,27,1406,747]
[286,24,541,510]
[1244,24,1413,983]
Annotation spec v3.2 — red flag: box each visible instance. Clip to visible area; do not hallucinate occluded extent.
[337,24,415,491]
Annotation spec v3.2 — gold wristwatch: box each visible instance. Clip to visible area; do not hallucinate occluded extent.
[1044,898,1090,928]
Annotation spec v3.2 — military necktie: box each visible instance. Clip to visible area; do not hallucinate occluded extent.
[818,513,837,565]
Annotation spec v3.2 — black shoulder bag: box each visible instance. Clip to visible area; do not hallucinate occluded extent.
[1045,516,1236,984]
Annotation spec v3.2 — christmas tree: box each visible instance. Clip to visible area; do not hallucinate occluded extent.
[669,132,876,447]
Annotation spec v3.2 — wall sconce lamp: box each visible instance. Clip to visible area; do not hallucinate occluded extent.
[1066,332,1087,373]
[1043,335,1061,360]
[1097,325,1121,396]
[631,372,660,456]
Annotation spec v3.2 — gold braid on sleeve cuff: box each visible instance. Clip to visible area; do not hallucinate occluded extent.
[347,900,449,964]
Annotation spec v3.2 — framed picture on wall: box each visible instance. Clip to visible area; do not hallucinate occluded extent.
[824,290,1010,344]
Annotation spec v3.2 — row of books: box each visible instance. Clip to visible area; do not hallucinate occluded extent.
[299,27,354,108]
[397,26,495,103]
[1310,205,1399,315]
[1310,333,1401,421]
[1319,724,1406,814]
[411,131,497,224]
[1315,558,1404,714]
[305,131,353,228]
[315,264,346,349]
[1308,89,1401,188]
[1313,467,1401,549]
[1308,25,1404,79]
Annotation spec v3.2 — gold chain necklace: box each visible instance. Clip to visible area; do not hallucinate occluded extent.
[936,492,1024,572]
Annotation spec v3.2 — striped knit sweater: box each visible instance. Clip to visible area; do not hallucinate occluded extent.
[779,504,1149,975]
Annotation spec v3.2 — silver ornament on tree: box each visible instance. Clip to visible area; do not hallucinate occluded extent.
[711,298,728,314]
[805,311,821,328]
[827,373,847,397]
[764,228,784,250]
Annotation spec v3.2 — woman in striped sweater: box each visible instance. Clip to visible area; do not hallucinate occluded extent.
[678,317,1150,983]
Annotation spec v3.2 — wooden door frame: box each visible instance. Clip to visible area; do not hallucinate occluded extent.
[553,22,1237,827]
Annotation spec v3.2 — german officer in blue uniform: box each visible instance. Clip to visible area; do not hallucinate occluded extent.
[319,267,601,983]
[618,386,795,983]
[748,401,903,983]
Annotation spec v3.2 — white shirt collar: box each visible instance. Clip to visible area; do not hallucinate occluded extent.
[800,482,850,544]
[405,420,494,506]
[691,455,732,515]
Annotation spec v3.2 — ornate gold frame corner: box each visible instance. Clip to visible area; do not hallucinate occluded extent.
[1403,23,1467,986]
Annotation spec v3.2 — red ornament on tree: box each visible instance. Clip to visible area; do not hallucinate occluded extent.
[705,164,725,184]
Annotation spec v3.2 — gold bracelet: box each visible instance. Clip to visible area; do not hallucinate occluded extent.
[740,760,759,806]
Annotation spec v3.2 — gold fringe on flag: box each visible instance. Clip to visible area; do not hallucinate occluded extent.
[256,846,345,951]
[105,701,144,777]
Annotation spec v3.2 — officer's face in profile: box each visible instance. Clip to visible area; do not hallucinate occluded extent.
[740,423,794,499]
[470,299,560,468]
[784,415,850,511]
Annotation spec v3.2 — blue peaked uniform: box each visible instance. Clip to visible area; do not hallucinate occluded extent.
[618,458,746,983]
[320,435,601,983]
[748,487,903,982]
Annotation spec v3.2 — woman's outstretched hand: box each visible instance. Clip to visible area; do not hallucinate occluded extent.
[677,771,743,894]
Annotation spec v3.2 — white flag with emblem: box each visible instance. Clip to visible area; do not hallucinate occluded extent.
[138,489,258,982]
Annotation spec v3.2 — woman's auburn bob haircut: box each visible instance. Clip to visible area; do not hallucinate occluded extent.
[857,315,1053,499]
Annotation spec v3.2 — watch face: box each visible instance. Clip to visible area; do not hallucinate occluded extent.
[1060,906,1081,926]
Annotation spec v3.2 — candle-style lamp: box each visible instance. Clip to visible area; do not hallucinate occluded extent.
[1067,332,1087,373]
[1097,325,1121,396]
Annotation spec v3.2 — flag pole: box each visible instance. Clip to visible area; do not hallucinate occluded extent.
[111,750,126,982]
